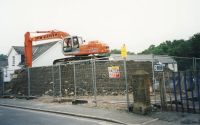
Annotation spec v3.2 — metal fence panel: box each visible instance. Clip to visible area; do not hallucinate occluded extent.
[52,65,61,97]
[95,60,128,110]
[4,55,200,113]
[196,58,200,70]
[29,66,53,97]
[162,71,200,113]
[59,64,75,100]
[72,60,94,102]
[173,57,193,71]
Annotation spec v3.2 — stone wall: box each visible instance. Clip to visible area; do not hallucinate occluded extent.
[9,60,152,96]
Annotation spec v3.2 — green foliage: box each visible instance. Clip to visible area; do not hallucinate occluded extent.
[140,33,200,71]
[0,54,7,59]
[110,49,135,55]
[111,49,121,54]
[140,33,200,58]
[127,51,135,55]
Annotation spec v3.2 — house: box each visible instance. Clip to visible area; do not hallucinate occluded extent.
[110,54,178,72]
[3,41,66,82]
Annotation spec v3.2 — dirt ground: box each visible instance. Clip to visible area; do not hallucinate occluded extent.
[32,94,135,110]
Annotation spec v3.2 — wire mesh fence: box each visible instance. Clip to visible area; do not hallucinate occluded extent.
[173,57,194,71]
[1,69,19,96]
[29,66,53,97]
[94,60,127,109]
[196,58,200,71]
[1,55,200,113]
[72,60,94,102]
[143,55,200,113]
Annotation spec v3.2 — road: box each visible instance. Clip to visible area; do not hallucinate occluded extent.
[0,106,117,125]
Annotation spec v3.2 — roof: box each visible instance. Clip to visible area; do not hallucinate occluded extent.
[110,54,176,64]
[13,46,24,55]
[32,42,58,60]
[12,41,59,61]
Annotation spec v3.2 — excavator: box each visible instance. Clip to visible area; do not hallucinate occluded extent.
[24,30,110,67]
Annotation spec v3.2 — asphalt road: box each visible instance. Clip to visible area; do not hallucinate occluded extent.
[0,106,117,125]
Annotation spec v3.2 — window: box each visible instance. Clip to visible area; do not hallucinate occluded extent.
[63,38,72,52]
[12,56,15,66]
[73,37,79,48]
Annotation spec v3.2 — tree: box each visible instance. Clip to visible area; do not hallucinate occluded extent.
[110,49,121,54]
[127,51,135,55]
[139,44,155,54]
[110,49,135,55]
[139,33,200,70]
[0,54,7,59]
[187,33,200,57]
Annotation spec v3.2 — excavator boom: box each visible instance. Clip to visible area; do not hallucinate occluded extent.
[24,30,69,67]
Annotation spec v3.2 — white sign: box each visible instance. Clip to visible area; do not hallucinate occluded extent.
[108,66,120,78]
[154,64,163,71]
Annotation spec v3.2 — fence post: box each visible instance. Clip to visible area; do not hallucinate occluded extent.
[52,65,55,97]
[27,68,30,97]
[195,57,197,71]
[172,72,178,112]
[166,72,172,111]
[183,72,189,112]
[94,59,97,106]
[2,75,4,96]
[159,72,167,111]
[73,62,77,100]
[193,57,195,71]
[190,71,196,113]
[124,58,129,111]
[162,72,167,110]
[151,55,156,104]
[91,59,97,106]
[195,71,200,113]
[59,65,62,98]
[177,72,184,112]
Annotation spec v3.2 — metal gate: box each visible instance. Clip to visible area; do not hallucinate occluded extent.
[171,71,200,113]
[159,71,200,113]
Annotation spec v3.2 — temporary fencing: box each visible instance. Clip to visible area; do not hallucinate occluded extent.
[1,55,200,113]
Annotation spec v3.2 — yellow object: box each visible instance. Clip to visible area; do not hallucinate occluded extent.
[121,44,127,58]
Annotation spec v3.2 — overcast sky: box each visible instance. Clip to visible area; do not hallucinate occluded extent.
[0,0,200,54]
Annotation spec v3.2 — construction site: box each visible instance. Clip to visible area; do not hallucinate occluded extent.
[1,0,200,124]
[0,30,199,116]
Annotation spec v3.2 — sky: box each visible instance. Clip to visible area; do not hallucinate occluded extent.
[0,0,200,54]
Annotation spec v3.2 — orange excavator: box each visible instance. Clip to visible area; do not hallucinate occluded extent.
[24,30,110,67]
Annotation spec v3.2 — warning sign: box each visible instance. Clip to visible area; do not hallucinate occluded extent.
[108,66,120,78]
[121,44,127,58]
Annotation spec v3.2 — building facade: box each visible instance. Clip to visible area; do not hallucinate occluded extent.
[3,41,66,82]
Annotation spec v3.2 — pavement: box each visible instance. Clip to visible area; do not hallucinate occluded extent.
[0,98,199,125]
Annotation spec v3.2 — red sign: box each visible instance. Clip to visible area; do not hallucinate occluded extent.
[108,66,120,78]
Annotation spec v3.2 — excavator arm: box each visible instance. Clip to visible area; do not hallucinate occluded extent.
[24,30,69,67]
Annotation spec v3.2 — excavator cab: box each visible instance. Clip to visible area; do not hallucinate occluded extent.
[63,36,83,53]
